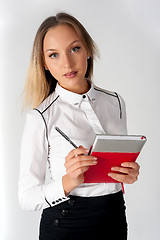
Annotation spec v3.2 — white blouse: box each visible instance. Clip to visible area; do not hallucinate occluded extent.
[18,82,127,211]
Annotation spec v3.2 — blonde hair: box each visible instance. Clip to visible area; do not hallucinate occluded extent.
[23,12,99,109]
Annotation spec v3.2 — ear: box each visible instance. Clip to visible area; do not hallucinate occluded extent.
[43,57,48,70]
[44,64,48,70]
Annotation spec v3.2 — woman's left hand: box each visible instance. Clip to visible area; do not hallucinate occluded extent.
[108,162,140,184]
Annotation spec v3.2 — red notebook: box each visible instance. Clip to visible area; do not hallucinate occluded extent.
[84,135,146,183]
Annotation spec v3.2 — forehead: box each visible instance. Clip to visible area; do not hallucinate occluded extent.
[43,24,81,50]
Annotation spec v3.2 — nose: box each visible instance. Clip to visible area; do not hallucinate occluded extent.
[61,52,73,69]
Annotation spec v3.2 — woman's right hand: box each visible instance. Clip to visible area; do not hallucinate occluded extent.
[62,146,97,195]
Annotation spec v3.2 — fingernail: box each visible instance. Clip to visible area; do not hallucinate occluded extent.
[93,160,97,164]
[85,149,89,153]
[108,173,112,177]
[92,157,97,164]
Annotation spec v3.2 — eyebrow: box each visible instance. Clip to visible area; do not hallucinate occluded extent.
[45,40,81,52]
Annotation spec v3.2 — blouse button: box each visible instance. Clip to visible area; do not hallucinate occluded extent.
[82,95,86,98]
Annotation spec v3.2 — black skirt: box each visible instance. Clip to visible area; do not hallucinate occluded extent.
[39,190,127,240]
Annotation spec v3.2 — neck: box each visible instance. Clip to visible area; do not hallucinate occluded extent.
[74,79,90,94]
[60,78,90,94]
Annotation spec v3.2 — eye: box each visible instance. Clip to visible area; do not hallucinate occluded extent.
[71,46,81,53]
[49,53,58,59]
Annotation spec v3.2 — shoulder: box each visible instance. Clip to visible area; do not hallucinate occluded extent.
[93,85,117,98]
[24,92,59,136]
[93,85,126,119]
[34,91,59,114]
[93,85,125,104]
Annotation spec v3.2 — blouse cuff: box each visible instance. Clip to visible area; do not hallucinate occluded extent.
[44,177,70,208]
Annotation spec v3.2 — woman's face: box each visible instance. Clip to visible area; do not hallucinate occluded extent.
[43,24,89,93]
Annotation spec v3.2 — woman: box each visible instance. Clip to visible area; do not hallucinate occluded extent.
[18,12,140,239]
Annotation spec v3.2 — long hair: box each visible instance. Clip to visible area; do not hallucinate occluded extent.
[23,12,99,109]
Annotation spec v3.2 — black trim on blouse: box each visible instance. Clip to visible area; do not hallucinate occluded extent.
[33,95,60,207]
[94,87,122,119]
[33,95,60,141]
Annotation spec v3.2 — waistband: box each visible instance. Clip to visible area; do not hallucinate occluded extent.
[68,190,123,207]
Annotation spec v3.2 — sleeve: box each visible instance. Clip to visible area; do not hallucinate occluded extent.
[18,110,69,212]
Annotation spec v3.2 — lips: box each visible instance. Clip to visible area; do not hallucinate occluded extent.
[64,71,78,78]
[64,71,77,76]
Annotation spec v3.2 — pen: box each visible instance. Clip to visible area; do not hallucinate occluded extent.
[55,126,78,149]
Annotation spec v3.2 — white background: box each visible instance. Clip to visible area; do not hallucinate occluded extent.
[0,0,160,239]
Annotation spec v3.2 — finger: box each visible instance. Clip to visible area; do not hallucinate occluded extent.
[70,166,89,179]
[111,166,134,175]
[79,145,84,149]
[65,154,97,167]
[66,156,97,173]
[65,147,89,161]
[108,172,127,183]
[108,172,135,184]
[67,160,97,174]
[121,162,140,170]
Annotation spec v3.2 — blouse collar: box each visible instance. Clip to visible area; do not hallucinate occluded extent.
[55,81,96,107]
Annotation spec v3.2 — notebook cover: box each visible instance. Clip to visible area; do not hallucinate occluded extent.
[84,151,140,183]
